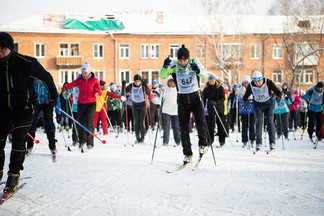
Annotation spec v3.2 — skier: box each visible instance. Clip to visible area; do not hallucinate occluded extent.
[159,44,209,164]
[107,84,123,133]
[303,81,324,141]
[288,88,301,131]
[161,79,181,146]
[237,75,255,148]
[63,62,102,150]
[149,80,162,130]
[0,32,57,196]
[26,79,61,156]
[94,80,110,135]
[274,87,291,140]
[126,74,153,144]
[202,74,226,147]
[229,84,240,133]
[299,90,308,133]
[243,71,282,151]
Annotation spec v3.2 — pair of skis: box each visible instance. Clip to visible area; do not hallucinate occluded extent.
[253,149,274,154]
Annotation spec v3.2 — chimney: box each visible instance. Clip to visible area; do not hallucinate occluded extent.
[157,11,164,24]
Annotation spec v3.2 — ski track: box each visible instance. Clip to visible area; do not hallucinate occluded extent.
[0,128,324,215]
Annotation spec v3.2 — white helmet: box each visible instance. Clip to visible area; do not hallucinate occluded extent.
[252,71,263,82]
[242,75,251,84]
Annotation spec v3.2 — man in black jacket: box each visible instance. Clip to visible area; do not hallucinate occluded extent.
[0,32,57,197]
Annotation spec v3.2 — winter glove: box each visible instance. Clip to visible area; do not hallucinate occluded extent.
[276,96,281,103]
[163,57,171,68]
[47,99,57,108]
[209,100,217,107]
[62,83,69,91]
[56,115,62,124]
[120,96,126,102]
[244,100,251,108]
[190,63,200,74]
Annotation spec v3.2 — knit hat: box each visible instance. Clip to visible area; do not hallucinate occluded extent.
[99,80,106,86]
[282,83,288,88]
[233,83,239,89]
[111,84,117,90]
[81,62,91,73]
[208,74,216,81]
[152,80,157,84]
[241,75,251,84]
[159,84,164,88]
[134,74,141,81]
[252,71,263,82]
[0,32,14,51]
[316,81,324,88]
[290,88,296,93]
[177,44,190,59]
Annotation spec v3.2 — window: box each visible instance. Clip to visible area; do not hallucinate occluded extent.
[272,70,282,84]
[93,44,104,59]
[196,45,204,58]
[93,70,105,80]
[295,69,304,83]
[151,71,159,82]
[304,70,313,83]
[140,70,160,84]
[59,44,69,56]
[141,44,149,59]
[120,70,131,84]
[273,44,283,59]
[250,44,260,59]
[120,44,130,59]
[151,44,159,59]
[141,71,149,83]
[70,44,79,56]
[59,69,80,85]
[169,44,179,59]
[223,43,243,60]
[35,43,45,58]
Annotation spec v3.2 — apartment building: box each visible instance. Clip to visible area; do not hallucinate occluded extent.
[1,13,323,90]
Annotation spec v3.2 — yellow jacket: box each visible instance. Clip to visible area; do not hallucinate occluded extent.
[96,89,108,112]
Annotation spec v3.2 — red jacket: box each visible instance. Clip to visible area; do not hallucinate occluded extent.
[63,72,102,104]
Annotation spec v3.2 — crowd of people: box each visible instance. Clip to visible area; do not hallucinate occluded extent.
[0,32,323,198]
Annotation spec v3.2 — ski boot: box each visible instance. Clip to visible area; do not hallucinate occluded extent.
[270,143,275,151]
[242,142,247,148]
[183,155,192,165]
[199,145,207,157]
[3,172,19,198]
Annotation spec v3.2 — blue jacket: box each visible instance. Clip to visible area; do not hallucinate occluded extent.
[237,85,254,114]
[274,96,291,114]
[303,87,324,113]
[34,80,61,115]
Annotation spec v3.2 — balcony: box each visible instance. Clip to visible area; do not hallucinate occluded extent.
[56,56,82,67]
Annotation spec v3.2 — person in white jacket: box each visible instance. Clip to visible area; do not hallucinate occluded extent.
[161,79,181,146]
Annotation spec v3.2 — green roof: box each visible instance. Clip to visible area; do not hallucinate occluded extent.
[64,18,125,31]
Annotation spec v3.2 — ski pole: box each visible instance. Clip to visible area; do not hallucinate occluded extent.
[278,108,285,150]
[247,109,251,149]
[60,122,68,148]
[123,85,129,147]
[202,100,216,166]
[213,106,234,147]
[27,133,39,144]
[143,85,152,146]
[66,92,79,141]
[56,106,106,144]
[235,95,239,142]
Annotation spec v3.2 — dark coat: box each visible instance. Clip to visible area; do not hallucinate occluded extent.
[202,81,225,115]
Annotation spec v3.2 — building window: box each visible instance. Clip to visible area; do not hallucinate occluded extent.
[120,70,131,84]
[93,70,105,80]
[151,44,159,59]
[250,44,260,59]
[223,43,244,61]
[273,44,283,59]
[93,44,104,59]
[141,44,149,59]
[151,71,159,83]
[120,44,130,59]
[70,44,79,56]
[272,70,282,84]
[304,70,313,83]
[196,45,204,58]
[169,44,179,59]
[140,70,160,84]
[35,43,45,58]
[59,44,69,56]
[59,69,80,85]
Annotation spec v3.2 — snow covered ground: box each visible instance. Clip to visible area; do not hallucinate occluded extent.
[1,127,324,216]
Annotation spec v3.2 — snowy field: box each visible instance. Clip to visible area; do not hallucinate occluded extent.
[0,127,324,216]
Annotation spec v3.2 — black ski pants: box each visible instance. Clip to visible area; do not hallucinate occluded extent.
[132,105,147,141]
[178,91,208,156]
[77,102,96,147]
[0,106,34,175]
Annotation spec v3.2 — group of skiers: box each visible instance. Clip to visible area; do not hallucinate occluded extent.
[0,31,323,199]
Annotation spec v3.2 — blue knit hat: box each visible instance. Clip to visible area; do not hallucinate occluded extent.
[208,74,216,81]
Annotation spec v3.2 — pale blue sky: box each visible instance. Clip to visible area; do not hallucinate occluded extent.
[0,0,275,24]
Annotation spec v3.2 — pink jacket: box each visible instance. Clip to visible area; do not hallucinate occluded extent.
[289,90,301,111]
[63,72,102,104]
